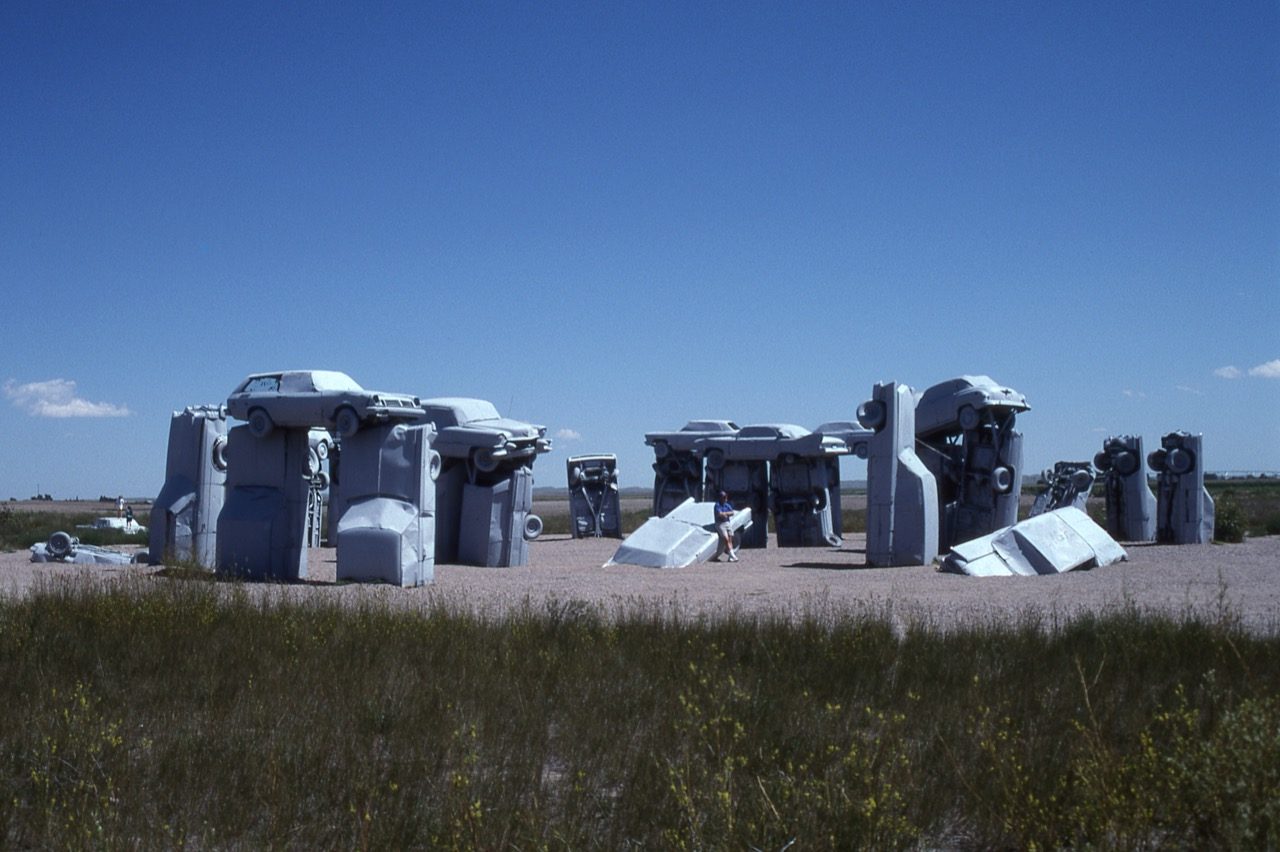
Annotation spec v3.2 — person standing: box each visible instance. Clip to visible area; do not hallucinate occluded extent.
[713,490,738,562]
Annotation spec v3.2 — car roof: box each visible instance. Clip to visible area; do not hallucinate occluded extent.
[420,397,502,425]
[239,370,363,393]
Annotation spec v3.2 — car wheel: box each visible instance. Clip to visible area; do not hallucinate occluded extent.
[211,435,229,472]
[705,448,726,470]
[523,514,544,541]
[653,441,670,460]
[856,400,885,431]
[958,405,980,431]
[248,408,274,438]
[334,406,361,439]
[991,466,1014,493]
[1115,450,1140,475]
[47,531,75,559]
[568,465,581,487]
[1143,450,1164,474]
[1093,451,1112,472]
[473,448,500,473]
[427,450,442,482]
[313,471,330,490]
[306,447,321,477]
[1167,447,1194,475]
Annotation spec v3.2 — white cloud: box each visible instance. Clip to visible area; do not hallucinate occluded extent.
[1214,365,1242,379]
[1248,358,1280,379]
[1175,385,1202,396]
[1121,389,1146,399]
[555,428,582,441]
[4,379,130,418]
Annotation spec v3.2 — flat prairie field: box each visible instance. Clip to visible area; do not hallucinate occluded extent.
[3,533,1277,633]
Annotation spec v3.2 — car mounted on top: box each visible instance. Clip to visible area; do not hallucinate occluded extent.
[226,370,422,439]
[418,397,551,475]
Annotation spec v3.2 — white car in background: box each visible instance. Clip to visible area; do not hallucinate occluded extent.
[226,370,421,438]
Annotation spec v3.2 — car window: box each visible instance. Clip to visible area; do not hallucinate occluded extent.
[307,371,363,393]
[242,376,280,394]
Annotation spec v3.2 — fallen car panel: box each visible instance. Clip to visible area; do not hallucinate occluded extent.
[606,499,753,569]
[941,507,1127,577]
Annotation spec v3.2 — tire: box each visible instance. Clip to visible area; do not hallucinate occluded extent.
[705,448,726,470]
[782,453,797,466]
[314,438,330,460]
[247,408,274,439]
[653,441,670,460]
[1145,450,1165,474]
[1093,451,1111,472]
[473,448,500,473]
[958,405,980,431]
[852,440,869,460]
[1115,450,1140,476]
[427,450,442,482]
[306,447,321,476]
[568,465,581,487]
[334,406,361,440]
[523,514,544,541]
[47,531,75,559]
[1167,447,1194,475]
[991,466,1013,493]
[314,471,330,490]
[856,400,885,431]
[1071,470,1094,490]
[211,435,229,472]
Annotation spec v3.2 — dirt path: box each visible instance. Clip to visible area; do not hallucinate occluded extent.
[3,534,1277,632]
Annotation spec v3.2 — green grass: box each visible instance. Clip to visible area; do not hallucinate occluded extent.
[1,579,1276,848]
[0,507,147,552]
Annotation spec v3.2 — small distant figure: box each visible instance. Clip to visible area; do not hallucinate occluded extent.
[117,495,125,517]
[125,504,135,529]
[712,490,738,562]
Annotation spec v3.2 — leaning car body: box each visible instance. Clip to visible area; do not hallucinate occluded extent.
[914,375,1029,439]
[419,397,551,469]
[226,370,421,436]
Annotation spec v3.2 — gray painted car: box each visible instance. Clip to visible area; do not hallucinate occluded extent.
[226,370,422,438]
[696,423,848,468]
[644,420,740,458]
[418,397,551,472]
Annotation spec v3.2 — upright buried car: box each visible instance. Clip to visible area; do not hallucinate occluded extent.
[226,370,422,438]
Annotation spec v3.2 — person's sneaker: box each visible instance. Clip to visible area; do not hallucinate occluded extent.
[727,553,739,562]
[710,556,721,562]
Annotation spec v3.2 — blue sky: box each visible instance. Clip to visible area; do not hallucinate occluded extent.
[2,1,1277,498]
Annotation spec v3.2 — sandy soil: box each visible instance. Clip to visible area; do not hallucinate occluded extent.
[3,533,1277,633]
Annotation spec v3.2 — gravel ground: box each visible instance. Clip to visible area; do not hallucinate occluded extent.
[3,533,1278,633]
